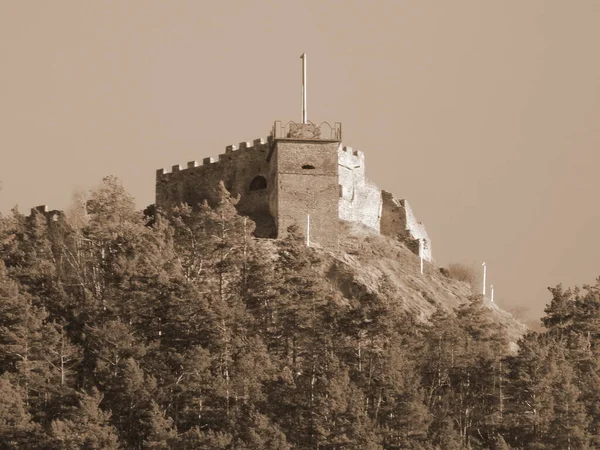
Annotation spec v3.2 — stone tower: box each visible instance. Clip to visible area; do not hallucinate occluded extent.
[269,122,341,246]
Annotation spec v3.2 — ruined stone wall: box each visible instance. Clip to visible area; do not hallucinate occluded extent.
[155,138,276,236]
[380,191,432,261]
[274,140,340,247]
[337,146,382,231]
[29,205,63,224]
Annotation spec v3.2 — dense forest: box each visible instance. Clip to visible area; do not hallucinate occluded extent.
[0,176,599,449]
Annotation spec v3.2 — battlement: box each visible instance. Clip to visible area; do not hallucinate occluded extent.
[338,145,366,179]
[339,145,364,162]
[272,120,342,141]
[156,137,270,178]
[155,134,274,225]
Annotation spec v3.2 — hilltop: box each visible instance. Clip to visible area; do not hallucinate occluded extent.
[0,178,528,449]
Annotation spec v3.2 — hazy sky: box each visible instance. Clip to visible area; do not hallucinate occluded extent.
[2,1,600,320]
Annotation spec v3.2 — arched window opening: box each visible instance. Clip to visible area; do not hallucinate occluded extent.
[249,175,267,191]
[302,164,315,170]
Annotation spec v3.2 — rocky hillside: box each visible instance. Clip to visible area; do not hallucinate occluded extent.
[312,222,527,347]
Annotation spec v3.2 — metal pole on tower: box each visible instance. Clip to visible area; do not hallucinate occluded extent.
[491,284,494,303]
[482,262,487,297]
[301,53,307,124]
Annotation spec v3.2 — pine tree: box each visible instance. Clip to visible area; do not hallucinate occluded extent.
[503,332,552,446]
[545,360,590,449]
[504,333,592,449]
[176,427,233,449]
[0,375,44,449]
[437,418,463,450]
[420,307,465,446]
[233,409,291,450]
[7,209,60,316]
[492,434,510,450]
[50,388,120,449]
[105,358,158,448]
[0,261,68,424]
[542,285,577,338]
[141,401,178,449]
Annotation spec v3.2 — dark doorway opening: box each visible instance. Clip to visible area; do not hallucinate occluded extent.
[249,176,267,191]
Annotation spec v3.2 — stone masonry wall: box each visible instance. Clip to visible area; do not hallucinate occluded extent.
[155,138,276,236]
[337,145,382,231]
[274,140,340,247]
[380,191,432,261]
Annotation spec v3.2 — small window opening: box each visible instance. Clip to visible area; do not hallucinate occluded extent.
[302,164,316,170]
[249,175,267,191]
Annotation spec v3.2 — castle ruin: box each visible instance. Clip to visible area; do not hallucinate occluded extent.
[156,121,432,261]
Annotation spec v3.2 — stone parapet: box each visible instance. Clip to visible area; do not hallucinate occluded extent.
[155,137,270,180]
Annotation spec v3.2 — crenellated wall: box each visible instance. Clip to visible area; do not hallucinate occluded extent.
[155,137,277,237]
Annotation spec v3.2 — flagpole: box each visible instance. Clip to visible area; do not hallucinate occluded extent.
[301,53,307,124]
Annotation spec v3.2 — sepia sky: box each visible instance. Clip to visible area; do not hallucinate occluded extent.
[1,1,600,321]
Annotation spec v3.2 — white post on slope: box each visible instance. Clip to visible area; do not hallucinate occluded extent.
[306,214,310,247]
[491,284,494,303]
[482,262,487,297]
[301,53,307,124]
[419,239,424,275]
